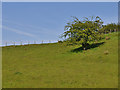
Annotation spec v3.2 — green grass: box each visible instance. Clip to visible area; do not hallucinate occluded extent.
[2,32,118,88]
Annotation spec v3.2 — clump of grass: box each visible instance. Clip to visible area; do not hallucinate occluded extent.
[104,50,109,55]
[105,37,110,40]
[14,72,22,75]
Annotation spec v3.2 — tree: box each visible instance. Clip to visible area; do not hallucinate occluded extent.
[100,23,118,34]
[61,16,104,50]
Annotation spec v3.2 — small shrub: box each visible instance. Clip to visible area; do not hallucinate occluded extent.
[58,40,63,43]
[105,37,110,40]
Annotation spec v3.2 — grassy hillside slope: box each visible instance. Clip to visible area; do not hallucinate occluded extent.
[2,32,118,88]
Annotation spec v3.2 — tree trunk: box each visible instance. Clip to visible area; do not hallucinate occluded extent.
[82,43,89,50]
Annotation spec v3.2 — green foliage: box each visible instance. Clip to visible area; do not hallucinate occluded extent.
[61,16,104,48]
[99,23,119,34]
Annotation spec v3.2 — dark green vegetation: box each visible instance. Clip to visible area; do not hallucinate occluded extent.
[100,23,119,34]
[2,32,118,88]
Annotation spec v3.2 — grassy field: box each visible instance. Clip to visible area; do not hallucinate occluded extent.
[2,32,118,88]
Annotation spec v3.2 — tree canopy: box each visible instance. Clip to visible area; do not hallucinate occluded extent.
[61,16,104,49]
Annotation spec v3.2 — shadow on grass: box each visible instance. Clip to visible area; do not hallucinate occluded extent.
[71,42,105,53]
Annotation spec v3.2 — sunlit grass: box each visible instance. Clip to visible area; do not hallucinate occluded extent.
[2,32,118,88]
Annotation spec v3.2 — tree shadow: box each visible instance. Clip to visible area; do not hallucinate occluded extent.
[71,42,105,53]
